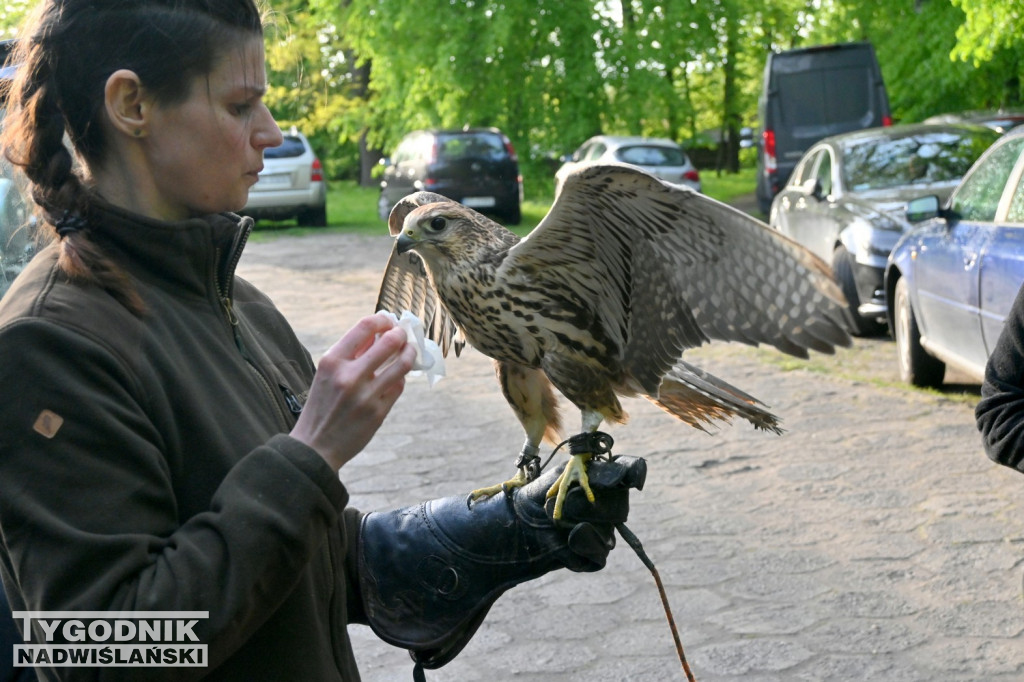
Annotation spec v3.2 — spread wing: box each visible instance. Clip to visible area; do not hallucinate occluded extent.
[505,163,852,395]
[375,193,465,357]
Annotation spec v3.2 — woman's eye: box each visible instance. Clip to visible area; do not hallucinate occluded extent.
[428,217,446,231]
[231,103,253,116]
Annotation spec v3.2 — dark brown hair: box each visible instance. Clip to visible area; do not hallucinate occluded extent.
[0,0,264,313]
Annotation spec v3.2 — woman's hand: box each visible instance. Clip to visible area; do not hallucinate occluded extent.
[290,314,417,472]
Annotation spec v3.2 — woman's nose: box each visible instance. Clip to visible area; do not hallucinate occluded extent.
[255,106,284,150]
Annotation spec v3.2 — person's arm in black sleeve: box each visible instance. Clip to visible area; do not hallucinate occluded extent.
[977,281,1024,471]
[346,455,646,670]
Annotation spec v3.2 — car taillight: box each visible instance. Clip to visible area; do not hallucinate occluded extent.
[311,158,323,182]
[683,169,700,183]
[762,129,777,173]
[502,135,519,162]
[882,115,893,127]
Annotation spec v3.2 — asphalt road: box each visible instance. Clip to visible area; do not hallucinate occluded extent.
[237,222,1024,681]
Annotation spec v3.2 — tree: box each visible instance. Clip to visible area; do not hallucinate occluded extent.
[815,0,1023,119]
[264,1,364,179]
[328,0,612,189]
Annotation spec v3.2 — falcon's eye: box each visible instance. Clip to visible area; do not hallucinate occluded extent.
[427,216,447,232]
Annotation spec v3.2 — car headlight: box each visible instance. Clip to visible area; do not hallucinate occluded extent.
[844,218,901,267]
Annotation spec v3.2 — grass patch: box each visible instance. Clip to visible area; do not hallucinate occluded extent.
[699,166,757,203]
[250,168,758,240]
[735,342,981,406]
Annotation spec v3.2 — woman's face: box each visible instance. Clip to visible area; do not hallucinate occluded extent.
[139,37,282,221]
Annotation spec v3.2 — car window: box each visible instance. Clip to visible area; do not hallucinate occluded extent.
[840,129,998,191]
[615,145,686,167]
[776,67,874,130]
[1003,147,1024,223]
[437,133,507,161]
[951,135,1024,222]
[572,143,591,162]
[392,136,416,163]
[816,150,833,195]
[585,143,607,161]
[789,151,816,187]
[264,136,306,159]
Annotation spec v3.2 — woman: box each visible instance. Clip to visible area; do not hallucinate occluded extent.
[0,2,643,680]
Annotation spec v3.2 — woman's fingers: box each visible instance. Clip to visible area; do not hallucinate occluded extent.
[291,316,418,472]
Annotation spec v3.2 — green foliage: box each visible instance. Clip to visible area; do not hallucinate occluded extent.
[4,1,1023,183]
[951,0,1024,66]
[0,0,30,39]
[332,0,609,170]
[810,0,1024,119]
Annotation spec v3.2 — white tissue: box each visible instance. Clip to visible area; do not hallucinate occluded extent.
[376,310,446,387]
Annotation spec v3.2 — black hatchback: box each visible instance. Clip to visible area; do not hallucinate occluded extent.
[378,127,523,225]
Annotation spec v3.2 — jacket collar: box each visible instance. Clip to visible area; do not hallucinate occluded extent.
[88,200,254,300]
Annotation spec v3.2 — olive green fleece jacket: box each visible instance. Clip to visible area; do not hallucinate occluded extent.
[0,203,369,680]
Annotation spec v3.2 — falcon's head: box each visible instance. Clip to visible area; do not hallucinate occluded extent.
[392,196,519,270]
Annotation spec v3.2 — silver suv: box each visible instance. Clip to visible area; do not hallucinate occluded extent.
[243,128,327,227]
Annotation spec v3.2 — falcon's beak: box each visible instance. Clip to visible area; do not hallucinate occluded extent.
[396,232,419,254]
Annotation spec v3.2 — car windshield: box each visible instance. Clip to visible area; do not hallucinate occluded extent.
[265,136,306,159]
[841,130,998,191]
[615,145,685,167]
[436,133,507,161]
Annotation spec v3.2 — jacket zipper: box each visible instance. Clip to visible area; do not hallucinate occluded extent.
[216,219,298,429]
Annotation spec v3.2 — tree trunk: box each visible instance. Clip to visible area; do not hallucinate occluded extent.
[718,11,741,174]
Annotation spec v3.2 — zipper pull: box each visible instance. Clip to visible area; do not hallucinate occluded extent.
[220,296,239,327]
[220,296,246,353]
[280,385,304,416]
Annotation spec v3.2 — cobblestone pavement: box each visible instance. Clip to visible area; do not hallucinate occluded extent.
[238,229,1024,682]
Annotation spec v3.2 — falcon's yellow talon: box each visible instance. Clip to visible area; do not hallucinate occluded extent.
[547,453,593,520]
[469,469,530,502]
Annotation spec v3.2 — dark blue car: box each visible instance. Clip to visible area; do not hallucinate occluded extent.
[884,128,1024,387]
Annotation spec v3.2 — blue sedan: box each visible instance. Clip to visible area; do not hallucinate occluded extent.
[884,129,1024,387]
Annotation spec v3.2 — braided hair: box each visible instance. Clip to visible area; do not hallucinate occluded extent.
[0,0,264,314]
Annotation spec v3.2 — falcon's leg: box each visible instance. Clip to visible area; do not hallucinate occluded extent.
[468,438,542,502]
[546,410,605,520]
[469,362,561,504]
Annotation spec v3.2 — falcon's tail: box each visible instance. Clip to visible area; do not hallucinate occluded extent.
[646,361,783,435]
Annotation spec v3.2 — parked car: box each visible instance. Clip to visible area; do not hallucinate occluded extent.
[554,135,700,196]
[0,38,33,301]
[923,110,1024,135]
[884,128,1024,387]
[755,42,892,214]
[0,163,32,300]
[769,122,999,335]
[242,128,327,227]
[378,127,523,225]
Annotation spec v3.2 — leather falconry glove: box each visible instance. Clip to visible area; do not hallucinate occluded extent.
[356,455,647,670]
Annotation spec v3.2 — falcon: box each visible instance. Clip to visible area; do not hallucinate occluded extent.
[375,163,852,518]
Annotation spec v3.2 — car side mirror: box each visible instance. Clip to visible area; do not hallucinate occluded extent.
[906,195,941,223]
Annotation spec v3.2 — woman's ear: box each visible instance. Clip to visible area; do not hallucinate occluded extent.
[104,69,149,139]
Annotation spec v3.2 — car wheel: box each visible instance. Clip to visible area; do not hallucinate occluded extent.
[298,205,327,228]
[833,246,885,337]
[502,202,522,226]
[894,276,945,388]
